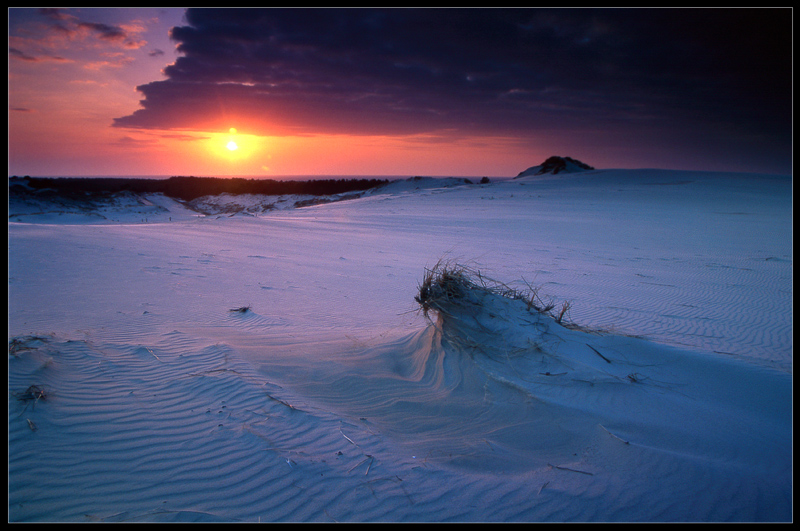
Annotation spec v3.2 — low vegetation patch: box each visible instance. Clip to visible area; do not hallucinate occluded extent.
[415,260,571,323]
[11,176,390,202]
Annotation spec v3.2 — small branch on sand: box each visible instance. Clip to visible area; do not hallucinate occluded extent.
[537,481,550,496]
[348,455,375,475]
[548,463,594,476]
[339,427,361,449]
[229,305,252,313]
[143,345,162,362]
[600,424,630,445]
[586,344,611,364]
[267,394,299,411]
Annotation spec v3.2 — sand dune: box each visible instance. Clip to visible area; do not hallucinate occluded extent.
[8,169,792,521]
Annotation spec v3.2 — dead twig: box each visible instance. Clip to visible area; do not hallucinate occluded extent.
[586,344,611,364]
[16,385,46,406]
[600,424,630,445]
[555,300,571,324]
[339,427,360,449]
[548,463,594,476]
[14,385,47,417]
[537,481,550,496]
[143,345,162,362]
[348,455,375,475]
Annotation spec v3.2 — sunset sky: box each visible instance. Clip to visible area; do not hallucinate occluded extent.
[8,8,792,178]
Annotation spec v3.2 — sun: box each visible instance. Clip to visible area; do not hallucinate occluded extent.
[204,126,269,167]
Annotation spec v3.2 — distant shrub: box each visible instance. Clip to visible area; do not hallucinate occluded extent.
[18,176,390,202]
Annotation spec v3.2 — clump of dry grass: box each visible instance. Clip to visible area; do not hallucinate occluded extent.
[14,385,47,418]
[415,260,571,323]
[8,335,49,357]
[16,384,47,404]
[415,260,476,317]
[229,305,252,313]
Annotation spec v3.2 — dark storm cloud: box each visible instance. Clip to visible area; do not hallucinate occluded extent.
[113,8,791,145]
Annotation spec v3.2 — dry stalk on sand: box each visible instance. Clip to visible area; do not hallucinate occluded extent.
[555,300,572,324]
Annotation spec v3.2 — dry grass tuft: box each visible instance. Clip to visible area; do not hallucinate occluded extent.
[16,384,47,404]
[14,385,47,417]
[414,260,476,318]
[415,260,571,323]
[8,335,49,357]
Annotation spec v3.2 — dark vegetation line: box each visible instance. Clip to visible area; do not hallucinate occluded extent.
[9,176,390,202]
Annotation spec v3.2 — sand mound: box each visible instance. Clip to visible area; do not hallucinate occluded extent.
[516,156,595,177]
[251,262,791,520]
[405,263,791,510]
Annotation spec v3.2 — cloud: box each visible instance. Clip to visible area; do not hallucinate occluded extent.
[160,132,211,141]
[8,46,69,63]
[77,21,127,41]
[106,8,788,148]
[82,51,136,70]
[8,47,38,61]
[38,8,72,21]
[11,8,149,55]
[114,135,160,147]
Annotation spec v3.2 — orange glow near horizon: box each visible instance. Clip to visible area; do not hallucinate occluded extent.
[10,123,561,178]
[204,128,262,164]
[6,9,793,178]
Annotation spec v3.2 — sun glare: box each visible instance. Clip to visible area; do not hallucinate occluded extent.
[200,127,273,172]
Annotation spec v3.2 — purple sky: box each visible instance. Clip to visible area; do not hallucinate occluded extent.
[8,8,792,177]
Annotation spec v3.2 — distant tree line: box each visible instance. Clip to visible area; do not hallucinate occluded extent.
[9,176,390,202]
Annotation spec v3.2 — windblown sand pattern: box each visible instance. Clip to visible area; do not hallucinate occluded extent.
[9,170,792,522]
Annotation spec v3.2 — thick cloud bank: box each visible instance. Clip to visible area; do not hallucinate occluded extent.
[113,8,791,148]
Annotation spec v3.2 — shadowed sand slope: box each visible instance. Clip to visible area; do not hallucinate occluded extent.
[259,264,791,520]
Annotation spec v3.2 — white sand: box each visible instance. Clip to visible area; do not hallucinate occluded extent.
[8,169,792,522]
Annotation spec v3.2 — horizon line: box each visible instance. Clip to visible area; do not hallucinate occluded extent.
[8,167,793,180]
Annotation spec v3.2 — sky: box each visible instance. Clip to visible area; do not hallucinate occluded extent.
[8,7,793,178]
